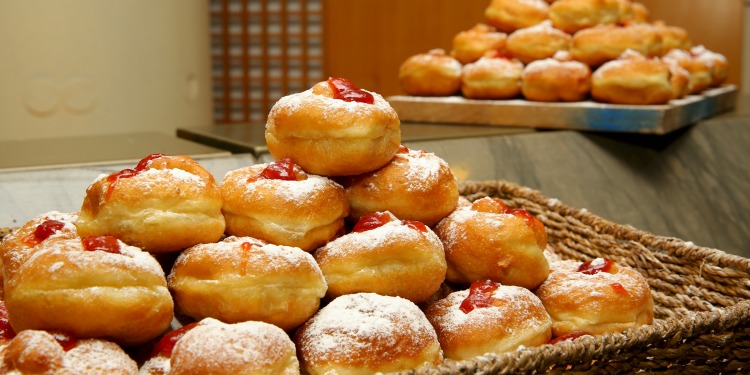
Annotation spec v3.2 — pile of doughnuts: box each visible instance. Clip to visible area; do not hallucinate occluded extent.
[0,76,655,372]
[399,0,729,105]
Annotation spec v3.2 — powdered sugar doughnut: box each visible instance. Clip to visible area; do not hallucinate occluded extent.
[341,145,459,227]
[294,293,443,374]
[399,49,462,97]
[0,211,79,282]
[535,258,654,338]
[591,50,675,104]
[451,23,507,65]
[435,197,549,289]
[652,21,691,55]
[506,20,571,64]
[570,24,662,67]
[484,0,549,34]
[221,158,349,252]
[522,51,591,102]
[662,48,712,94]
[266,77,401,177]
[76,154,225,253]
[460,52,524,99]
[314,212,446,304]
[0,330,138,374]
[168,236,327,331]
[690,45,729,88]
[3,235,173,346]
[141,318,299,375]
[425,280,552,359]
[549,0,621,34]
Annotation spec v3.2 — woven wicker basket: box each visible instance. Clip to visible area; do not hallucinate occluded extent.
[1,180,748,373]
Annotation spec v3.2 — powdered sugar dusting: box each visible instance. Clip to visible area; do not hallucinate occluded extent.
[299,293,436,362]
[392,150,452,193]
[243,172,340,205]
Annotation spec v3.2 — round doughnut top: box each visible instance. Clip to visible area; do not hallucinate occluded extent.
[171,236,323,279]
[372,148,454,193]
[18,236,166,282]
[430,286,549,335]
[406,49,462,76]
[691,45,727,64]
[511,19,567,37]
[540,259,651,308]
[91,165,207,198]
[231,166,343,205]
[319,213,442,258]
[266,81,399,139]
[523,56,590,75]
[298,293,438,364]
[173,318,296,373]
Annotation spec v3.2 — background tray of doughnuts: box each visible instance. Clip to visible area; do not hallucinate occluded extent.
[388,84,736,135]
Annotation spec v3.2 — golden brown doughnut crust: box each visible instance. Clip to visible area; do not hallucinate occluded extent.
[435,197,549,289]
[461,53,525,99]
[168,236,327,331]
[505,20,571,64]
[425,283,552,360]
[3,236,173,346]
[652,21,691,55]
[484,0,550,34]
[591,51,675,104]
[0,330,138,374]
[0,211,79,282]
[549,0,621,34]
[663,49,713,94]
[570,24,662,67]
[76,155,225,253]
[220,161,350,251]
[342,146,459,227]
[266,80,401,177]
[168,319,300,375]
[522,53,592,102]
[399,49,463,96]
[451,24,507,65]
[691,45,729,87]
[314,212,446,304]
[294,293,443,374]
[535,259,654,337]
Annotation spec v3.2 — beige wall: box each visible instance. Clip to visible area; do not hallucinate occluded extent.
[745,0,750,94]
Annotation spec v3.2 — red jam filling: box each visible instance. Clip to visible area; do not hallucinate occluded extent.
[250,158,299,182]
[577,258,615,275]
[50,331,78,351]
[352,212,393,232]
[327,77,374,104]
[240,242,254,251]
[23,219,66,247]
[610,282,629,295]
[397,145,410,154]
[151,322,200,358]
[550,331,590,344]
[460,280,499,313]
[0,301,16,341]
[403,220,428,233]
[81,236,121,254]
[106,153,165,199]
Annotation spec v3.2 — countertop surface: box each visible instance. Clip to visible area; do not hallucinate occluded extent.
[1,105,749,259]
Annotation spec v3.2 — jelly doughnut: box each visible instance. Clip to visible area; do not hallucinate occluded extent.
[76,154,225,253]
[435,197,549,289]
[266,77,401,177]
[425,280,552,359]
[521,51,592,102]
[570,24,662,67]
[3,234,173,346]
[140,318,299,375]
[484,0,550,34]
[591,50,675,104]
[294,293,443,374]
[450,23,507,65]
[342,145,459,227]
[460,51,524,99]
[535,258,654,337]
[690,45,729,88]
[399,49,463,97]
[549,0,621,34]
[314,212,446,304]
[168,236,327,331]
[220,158,349,252]
[505,20,571,64]
[0,330,138,374]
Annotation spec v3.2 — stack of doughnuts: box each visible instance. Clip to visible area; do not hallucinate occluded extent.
[0,75,656,372]
[399,0,729,104]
